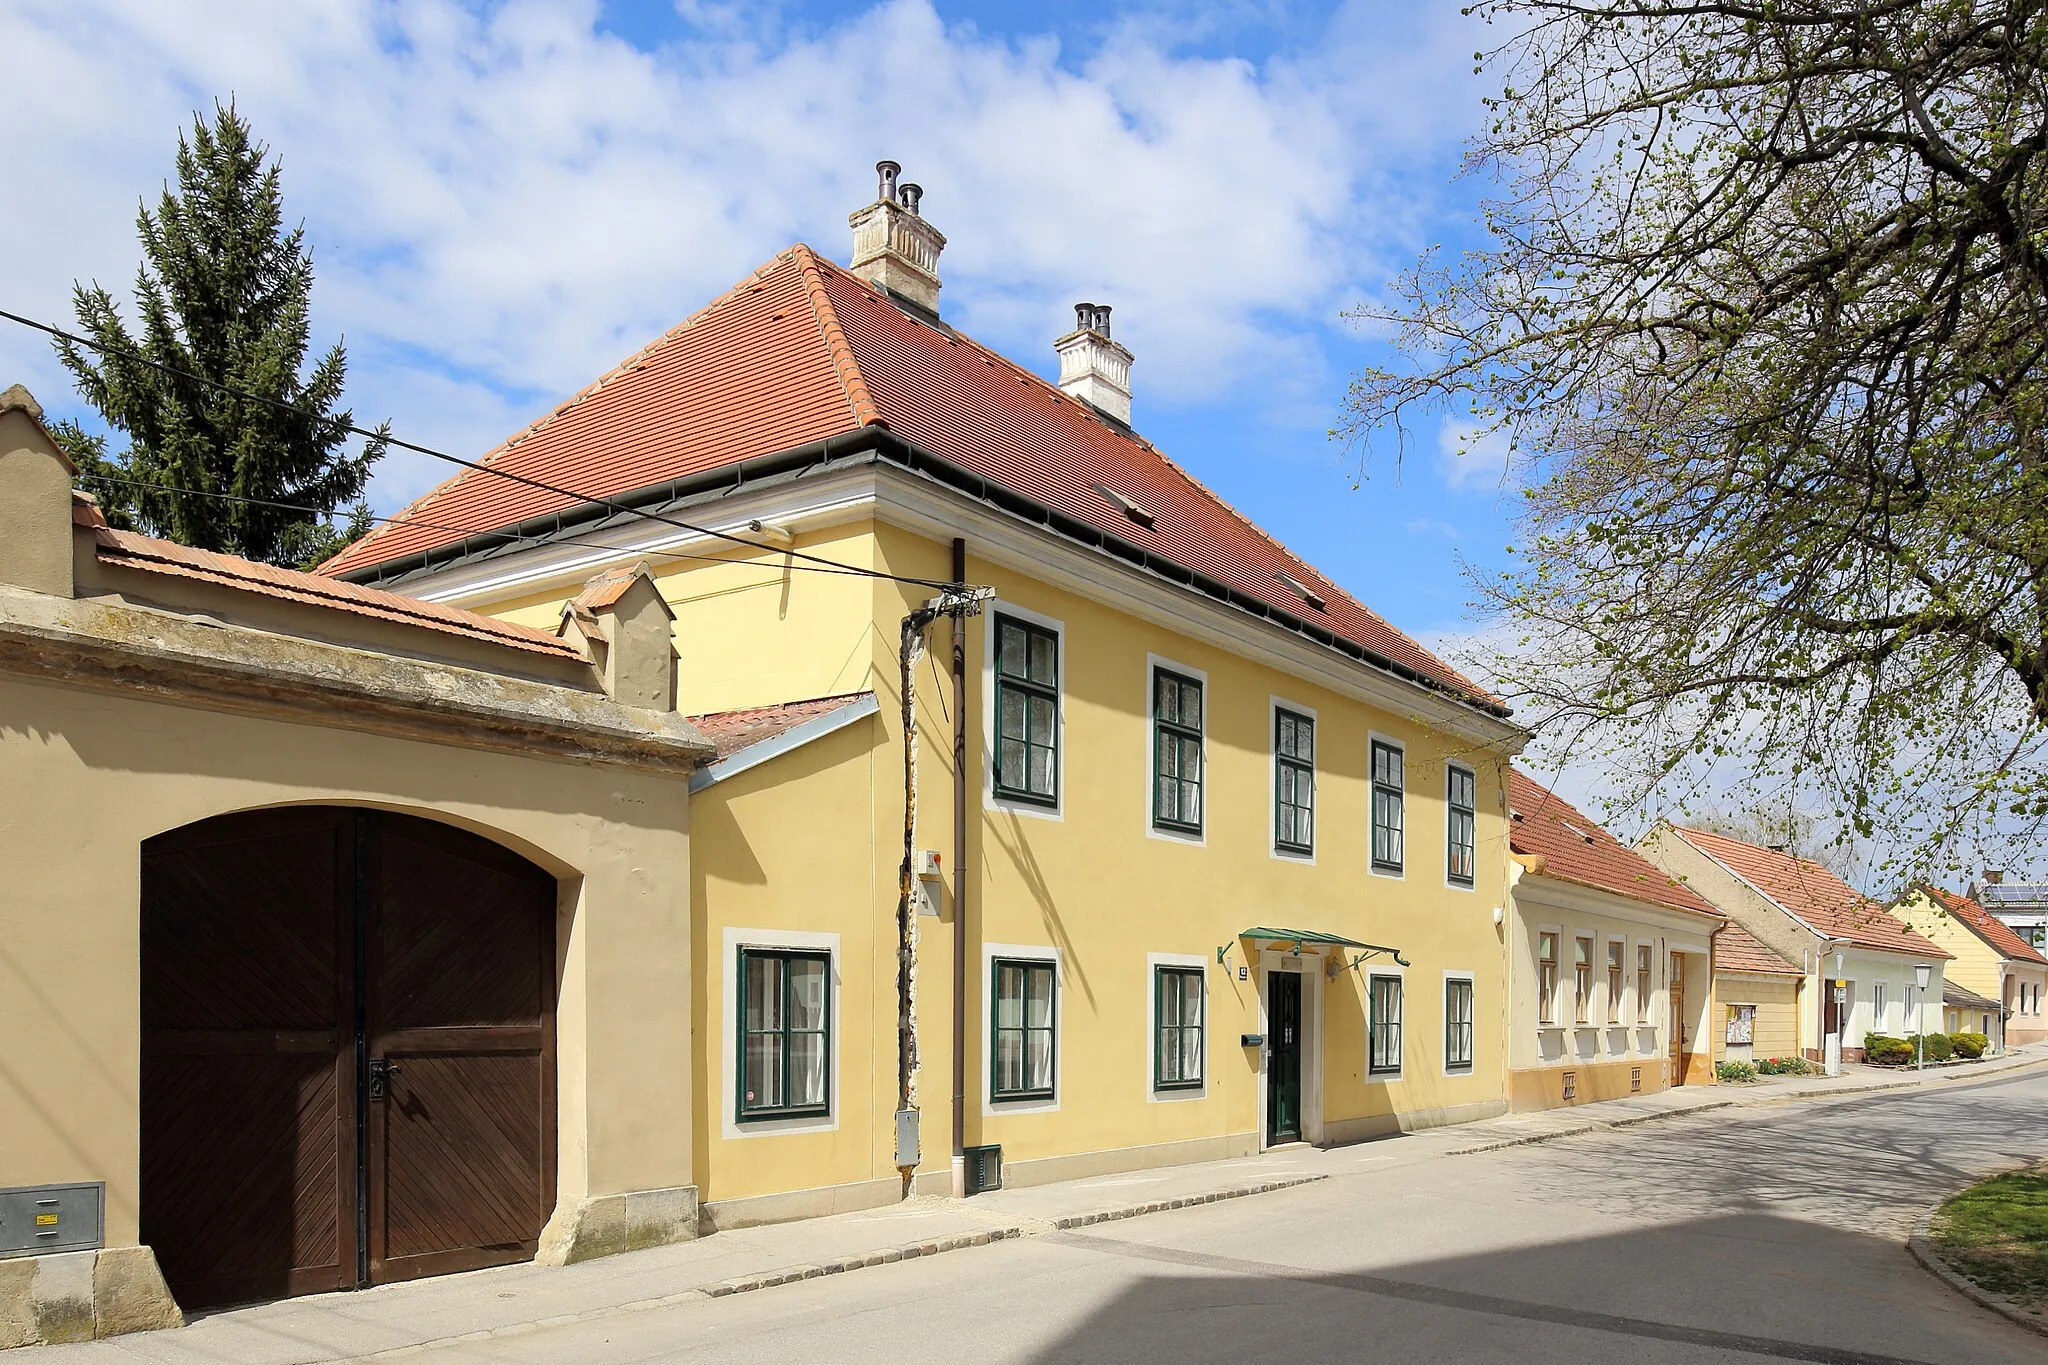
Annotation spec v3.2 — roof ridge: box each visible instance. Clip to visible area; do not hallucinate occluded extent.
[326,249,818,572]
[790,245,884,429]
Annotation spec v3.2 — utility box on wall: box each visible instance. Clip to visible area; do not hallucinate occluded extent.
[0,1182,104,1258]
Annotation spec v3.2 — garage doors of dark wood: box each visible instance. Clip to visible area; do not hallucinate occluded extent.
[141,809,555,1308]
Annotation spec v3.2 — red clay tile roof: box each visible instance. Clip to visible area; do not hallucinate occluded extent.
[1509,771,1721,918]
[1922,885,2048,966]
[1713,920,1802,976]
[688,692,874,763]
[78,496,581,660]
[1671,826,1950,959]
[320,245,1494,711]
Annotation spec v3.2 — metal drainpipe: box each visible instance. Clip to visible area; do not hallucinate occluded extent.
[950,538,970,1197]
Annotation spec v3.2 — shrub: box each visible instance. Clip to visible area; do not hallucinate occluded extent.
[1905,1032,1955,1063]
[1951,1032,1989,1060]
[1716,1059,1759,1082]
[1864,1034,1914,1065]
[1758,1055,1817,1075]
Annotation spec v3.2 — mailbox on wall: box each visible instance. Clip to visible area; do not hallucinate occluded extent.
[0,1182,104,1259]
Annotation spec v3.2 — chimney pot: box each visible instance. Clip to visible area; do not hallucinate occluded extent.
[1055,301,1135,425]
[849,161,946,313]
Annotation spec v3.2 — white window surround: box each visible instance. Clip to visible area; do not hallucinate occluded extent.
[1442,969,1476,1078]
[982,941,1062,1115]
[1145,653,1209,847]
[1443,759,1478,891]
[1632,937,1660,1049]
[1269,695,1318,865]
[1365,963,1407,1082]
[721,926,842,1140]
[1367,729,1405,880]
[1603,933,1629,1029]
[1146,952,1210,1102]
[1536,920,1566,1032]
[983,600,1066,821]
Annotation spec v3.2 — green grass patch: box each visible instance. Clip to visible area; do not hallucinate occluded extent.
[1931,1165,2048,1310]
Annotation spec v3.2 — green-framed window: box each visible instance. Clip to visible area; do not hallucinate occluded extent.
[1153,668,1204,834]
[1446,763,1476,886]
[1154,966,1205,1090]
[994,615,1059,806]
[1371,740,1405,873]
[991,957,1056,1101]
[1275,709,1314,854]
[737,948,830,1121]
[1369,974,1403,1075]
[1445,977,1474,1072]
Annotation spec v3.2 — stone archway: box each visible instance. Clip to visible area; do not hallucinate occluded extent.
[140,807,557,1308]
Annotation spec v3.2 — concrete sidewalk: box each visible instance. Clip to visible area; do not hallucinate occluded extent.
[47,1042,2048,1363]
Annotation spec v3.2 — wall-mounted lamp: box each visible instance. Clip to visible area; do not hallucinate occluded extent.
[1492,906,1505,927]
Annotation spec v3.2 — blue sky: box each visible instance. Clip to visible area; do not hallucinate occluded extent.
[1,0,1515,647]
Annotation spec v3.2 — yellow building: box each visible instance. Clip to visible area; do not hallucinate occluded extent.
[326,168,1529,1226]
[1708,922,1805,1067]
[1895,886,2048,1051]
[1503,772,1724,1109]
[0,389,709,1341]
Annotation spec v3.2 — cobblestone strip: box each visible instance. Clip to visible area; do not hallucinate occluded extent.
[353,1177,1325,1360]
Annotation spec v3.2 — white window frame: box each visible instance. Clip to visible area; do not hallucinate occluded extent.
[1442,969,1476,1077]
[721,926,841,1139]
[1145,654,1209,846]
[1537,922,1565,1030]
[1366,965,1406,1081]
[1367,730,1406,879]
[1269,696,1318,864]
[983,600,1065,821]
[1604,934,1628,1027]
[1873,981,1888,1032]
[1633,938,1657,1036]
[1146,952,1209,1101]
[1444,760,1478,891]
[982,941,1062,1115]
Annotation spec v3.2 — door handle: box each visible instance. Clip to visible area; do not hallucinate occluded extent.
[368,1058,401,1100]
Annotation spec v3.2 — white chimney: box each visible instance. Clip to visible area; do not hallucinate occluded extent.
[848,160,945,313]
[1055,303,1133,425]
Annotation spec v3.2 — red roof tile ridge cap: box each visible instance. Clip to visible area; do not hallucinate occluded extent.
[323,249,815,574]
[99,528,575,652]
[792,245,885,430]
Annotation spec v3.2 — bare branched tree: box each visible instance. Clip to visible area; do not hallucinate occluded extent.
[1346,0,2048,875]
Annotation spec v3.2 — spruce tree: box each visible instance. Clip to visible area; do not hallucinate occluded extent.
[55,100,385,568]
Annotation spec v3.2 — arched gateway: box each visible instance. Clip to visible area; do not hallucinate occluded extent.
[139,808,557,1308]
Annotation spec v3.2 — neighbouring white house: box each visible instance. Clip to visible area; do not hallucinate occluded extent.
[1636,826,1949,1067]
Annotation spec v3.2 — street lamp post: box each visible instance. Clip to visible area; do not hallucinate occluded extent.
[1914,962,1933,1071]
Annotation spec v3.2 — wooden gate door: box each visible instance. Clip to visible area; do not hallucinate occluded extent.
[1266,970,1302,1145]
[1667,952,1688,1085]
[364,813,556,1284]
[141,810,355,1308]
[141,809,555,1307]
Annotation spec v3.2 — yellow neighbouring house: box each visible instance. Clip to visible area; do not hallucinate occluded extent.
[1894,885,2048,1052]
[324,165,1530,1231]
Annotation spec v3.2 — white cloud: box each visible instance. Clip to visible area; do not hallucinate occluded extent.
[1404,516,1461,539]
[0,0,1485,511]
[1433,414,1516,493]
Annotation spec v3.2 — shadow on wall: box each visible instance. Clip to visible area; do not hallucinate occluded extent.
[1019,1077,2048,1365]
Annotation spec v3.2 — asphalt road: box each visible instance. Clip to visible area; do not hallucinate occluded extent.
[427,1071,2048,1363]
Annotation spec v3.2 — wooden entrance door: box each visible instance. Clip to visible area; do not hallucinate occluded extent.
[1667,952,1687,1085]
[1267,970,1302,1144]
[141,809,555,1308]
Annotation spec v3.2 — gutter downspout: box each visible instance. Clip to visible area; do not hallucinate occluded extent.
[894,580,992,1198]
[950,538,970,1198]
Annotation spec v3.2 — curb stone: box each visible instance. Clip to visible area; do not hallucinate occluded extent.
[349,1179,1323,1361]
[1906,1187,2048,1341]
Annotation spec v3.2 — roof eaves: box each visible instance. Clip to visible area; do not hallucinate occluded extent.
[688,692,880,793]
